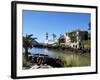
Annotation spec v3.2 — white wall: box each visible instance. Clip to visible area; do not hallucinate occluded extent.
[0,0,99,80]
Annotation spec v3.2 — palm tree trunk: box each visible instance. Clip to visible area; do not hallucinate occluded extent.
[25,48,28,61]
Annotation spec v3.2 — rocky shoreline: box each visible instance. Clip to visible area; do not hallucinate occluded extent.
[23,53,64,69]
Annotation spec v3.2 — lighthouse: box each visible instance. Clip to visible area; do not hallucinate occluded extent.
[46,32,48,40]
[44,32,48,44]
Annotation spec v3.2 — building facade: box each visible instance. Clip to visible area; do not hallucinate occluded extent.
[59,29,88,48]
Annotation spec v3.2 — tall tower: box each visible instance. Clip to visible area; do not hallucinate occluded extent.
[46,32,48,40]
[44,32,48,44]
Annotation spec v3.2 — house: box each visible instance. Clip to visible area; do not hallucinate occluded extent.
[59,29,88,48]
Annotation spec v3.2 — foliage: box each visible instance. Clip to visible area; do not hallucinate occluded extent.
[68,32,77,42]
[52,33,56,39]
[23,34,37,61]
[88,22,91,30]
[23,34,37,49]
[57,60,74,67]
[81,40,91,48]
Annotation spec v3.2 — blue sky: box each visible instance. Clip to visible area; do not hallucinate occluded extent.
[22,10,90,43]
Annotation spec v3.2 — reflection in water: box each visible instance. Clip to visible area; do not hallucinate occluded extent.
[44,48,48,55]
[64,54,80,66]
[29,47,90,67]
[29,48,57,58]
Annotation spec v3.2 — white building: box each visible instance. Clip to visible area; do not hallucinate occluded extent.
[59,29,88,49]
[63,32,80,48]
[44,39,58,45]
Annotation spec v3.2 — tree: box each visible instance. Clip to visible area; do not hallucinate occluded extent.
[68,32,77,42]
[88,21,91,39]
[52,33,56,41]
[58,34,65,45]
[23,34,37,61]
[88,22,91,30]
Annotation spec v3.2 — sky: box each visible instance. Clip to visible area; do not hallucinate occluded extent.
[22,10,90,43]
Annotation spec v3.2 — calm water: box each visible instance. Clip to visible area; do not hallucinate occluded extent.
[29,48,90,67]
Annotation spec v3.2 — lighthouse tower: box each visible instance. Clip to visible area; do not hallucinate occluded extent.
[46,32,48,40]
[44,32,48,44]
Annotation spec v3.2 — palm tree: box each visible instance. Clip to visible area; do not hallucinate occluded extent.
[52,33,56,41]
[23,34,37,61]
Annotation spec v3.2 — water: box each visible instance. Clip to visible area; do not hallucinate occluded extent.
[29,48,57,58]
[29,47,90,67]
